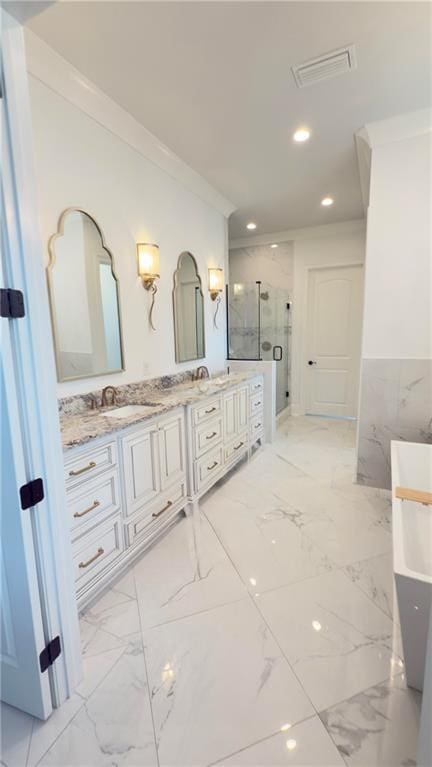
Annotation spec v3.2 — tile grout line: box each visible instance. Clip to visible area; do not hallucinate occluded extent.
[206,712,319,767]
[24,716,35,767]
[203,510,321,717]
[132,564,161,767]
[203,464,404,762]
[32,640,131,766]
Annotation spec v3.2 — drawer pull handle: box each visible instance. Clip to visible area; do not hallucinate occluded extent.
[152,500,173,518]
[74,500,100,518]
[79,547,104,568]
[207,461,218,471]
[254,384,261,389]
[254,422,262,429]
[69,461,96,477]
[206,431,217,440]
[254,401,262,407]
[205,406,217,414]
[234,441,244,451]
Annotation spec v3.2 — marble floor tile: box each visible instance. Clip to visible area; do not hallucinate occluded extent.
[79,616,131,658]
[204,493,334,595]
[320,674,421,766]
[214,715,346,766]
[344,552,399,622]
[27,693,85,767]
[255,569,401,711]
[134,515,247,628]
[0,701,34,767]
[76,645,126,699]
[9,415,414,767]
[144,599,314,766]
[303,504,392,568]
[39,637,157,766]
[81,594,141,639]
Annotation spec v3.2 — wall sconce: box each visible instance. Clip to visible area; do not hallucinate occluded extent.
[208,268,224,329]
[137,243,160,330]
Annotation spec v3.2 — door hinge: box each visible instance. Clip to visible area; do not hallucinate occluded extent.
[0,289,25,318]
[286,391,290,398]
[286,302,291,310]
[20,478,44,510]
[39,636,61,673]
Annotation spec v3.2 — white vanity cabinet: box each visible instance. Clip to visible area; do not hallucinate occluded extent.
[63,375,264,609]
[187,376,264,499]
[249,376,265,446]
[64,408,187,608]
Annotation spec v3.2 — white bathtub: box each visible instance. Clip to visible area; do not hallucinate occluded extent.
[391,440,432,691]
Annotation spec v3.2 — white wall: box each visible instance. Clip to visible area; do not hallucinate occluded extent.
[228,226,366,415]
[362,131,432,359]
[28,66,229,397]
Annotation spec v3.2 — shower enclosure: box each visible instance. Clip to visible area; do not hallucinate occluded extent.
[226,281,290,415]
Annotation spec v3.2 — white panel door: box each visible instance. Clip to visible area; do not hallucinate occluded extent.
[158,413,185,489]
[305,265,363,418]
[1,336,52,719]
[122,427,160,515]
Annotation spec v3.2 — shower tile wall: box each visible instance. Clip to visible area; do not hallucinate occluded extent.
[229,242,294,404]
[357,358,432,489]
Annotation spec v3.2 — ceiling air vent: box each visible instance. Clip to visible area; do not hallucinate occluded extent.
[292,44,357,88]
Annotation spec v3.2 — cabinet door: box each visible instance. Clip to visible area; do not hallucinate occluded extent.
[159,412,186,490]
[122,426,160,516]
[236,386,248,433]
[224,391,236,441]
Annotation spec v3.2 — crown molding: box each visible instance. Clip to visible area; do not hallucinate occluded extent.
[229,218,366,250]
[357,108,432,150]
[24,29,236,219]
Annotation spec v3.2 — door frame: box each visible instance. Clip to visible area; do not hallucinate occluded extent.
[299,261,364,417]
[2,10,81,712]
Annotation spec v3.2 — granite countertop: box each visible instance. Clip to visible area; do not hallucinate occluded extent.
[60,371,260,451]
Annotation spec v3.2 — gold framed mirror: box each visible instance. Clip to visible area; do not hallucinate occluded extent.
[47,209,124,382]
[173,251,205,363]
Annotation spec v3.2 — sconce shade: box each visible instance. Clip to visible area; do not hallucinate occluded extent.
[208,268,224,298]
[137,243,160,279]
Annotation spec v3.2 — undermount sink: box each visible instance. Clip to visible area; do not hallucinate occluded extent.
[100,404,157,419]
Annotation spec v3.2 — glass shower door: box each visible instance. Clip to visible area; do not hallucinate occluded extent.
[260,284,290,415]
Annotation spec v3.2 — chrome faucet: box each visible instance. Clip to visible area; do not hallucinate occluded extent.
[193,365,209,381]
[101,385,118,407]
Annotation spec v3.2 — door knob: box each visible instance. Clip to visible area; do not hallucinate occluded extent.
[308,360,317,365]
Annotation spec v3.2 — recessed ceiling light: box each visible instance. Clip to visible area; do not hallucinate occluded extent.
[286,740,297,752]
[293,128,310,142]
[246,222,257,230]
[270,243,278,249]
[321,197,334,207]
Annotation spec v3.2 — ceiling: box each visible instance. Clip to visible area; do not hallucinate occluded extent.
[14,1,432,239]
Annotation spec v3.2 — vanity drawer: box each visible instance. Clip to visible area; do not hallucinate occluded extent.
[68,470,120,538]
[192,397,222,425]
[250,414,265,441]
[195,446,224,491]
[64,441,117,489]
[194,417,223,458]
[250,392,264,417]
[249,377,264,395]
[73,513,124,592]
[126,480,186,547]
[224,433,248,465]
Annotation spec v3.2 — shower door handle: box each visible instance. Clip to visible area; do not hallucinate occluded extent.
[273,345,283,362]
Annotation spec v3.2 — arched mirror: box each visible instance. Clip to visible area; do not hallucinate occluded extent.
[47,209,124,382]
[173,252,205,363]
